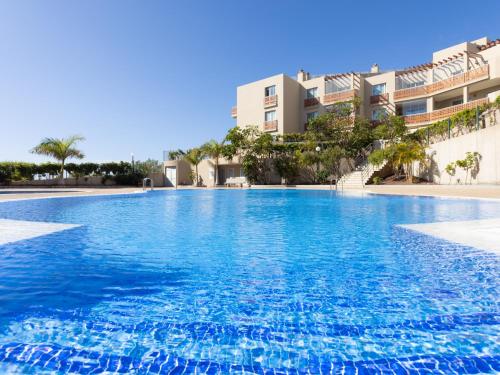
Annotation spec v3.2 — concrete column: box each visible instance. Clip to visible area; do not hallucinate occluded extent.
[427,97,434,113]
[463,86,469,103]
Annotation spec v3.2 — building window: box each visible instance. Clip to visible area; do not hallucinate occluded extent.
[372,107,387,121]
[326,102,352,114]
[372,83,386,96]
[306,87,318,99]
[401,100,427,116]
[306,111,318,122]
[265,110,276,122]
[401,80,425,89]
[451,98,463,106]
[265,85,276,97]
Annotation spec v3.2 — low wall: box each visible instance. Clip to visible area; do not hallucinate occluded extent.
[419,109,500,184]
[148,172,166,187]
[10,175,116,187]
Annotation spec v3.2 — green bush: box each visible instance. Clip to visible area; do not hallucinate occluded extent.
[113,173,144,186]
[0,161,149,186]
[0,162,37,183]
[372,176,383,185]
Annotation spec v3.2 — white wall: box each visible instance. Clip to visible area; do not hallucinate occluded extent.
[420,109,500,184]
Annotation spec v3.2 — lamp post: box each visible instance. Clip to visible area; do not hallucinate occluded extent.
[315,145,321,183]
[131,153,135,173]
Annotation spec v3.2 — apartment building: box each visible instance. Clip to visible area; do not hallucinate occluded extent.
[231,37,500,133]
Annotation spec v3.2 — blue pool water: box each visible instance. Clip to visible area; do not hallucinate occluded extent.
[0,190,498,374]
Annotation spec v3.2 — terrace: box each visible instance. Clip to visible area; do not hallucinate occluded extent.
[263,95,278,108]
[394,64,489,101]
[263,120,278,132]
[323,73,360,105]
[403,97,489,126]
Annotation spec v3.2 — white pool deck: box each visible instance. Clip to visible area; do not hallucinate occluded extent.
[0,219,80,246]
[400,218,500,255]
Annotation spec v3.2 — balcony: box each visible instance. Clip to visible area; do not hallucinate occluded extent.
[304,97,320,107]
[370,93,389,105]
[263,120,278,132]
[263,95,278,108]
[394,65,489,101]
[323,89,357,105]
[231,106,237,118]
[403,97,489,126]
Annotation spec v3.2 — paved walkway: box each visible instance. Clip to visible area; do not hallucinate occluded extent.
[365,184,500,200]
[0,187,149,202]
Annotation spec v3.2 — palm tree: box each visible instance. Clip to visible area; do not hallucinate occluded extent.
[31,135,85,181]
[202,140,225,186]
[392,141,426,181]
[184,148,205,186]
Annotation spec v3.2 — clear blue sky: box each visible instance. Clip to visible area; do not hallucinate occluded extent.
[1,0,499,163]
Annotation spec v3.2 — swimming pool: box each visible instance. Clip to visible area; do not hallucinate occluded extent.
[0,190,498,374]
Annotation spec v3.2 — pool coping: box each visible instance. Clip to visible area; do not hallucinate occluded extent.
[1,186,500,203]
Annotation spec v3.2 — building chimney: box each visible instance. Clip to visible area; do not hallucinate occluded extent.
[297,69,310,82]
[370,64,380,73]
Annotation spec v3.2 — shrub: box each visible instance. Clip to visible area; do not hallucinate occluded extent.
[372,176,383,185]
[113,173,144,186]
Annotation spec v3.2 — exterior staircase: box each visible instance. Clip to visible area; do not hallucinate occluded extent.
[338,162,387,189]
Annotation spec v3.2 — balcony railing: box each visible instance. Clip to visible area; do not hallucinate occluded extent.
[394,65,489,101]
[431,98,489,121]
[403,112,431,125]
[304,97,320,107]
[263,95,278,108]
[263,120,278,132]
[370,93,389,105]
[231,106,237,118]
[323,89,357,105]
[403,98,489,125]
[394,85,427,100]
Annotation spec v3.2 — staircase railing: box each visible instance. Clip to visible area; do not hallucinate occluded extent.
[337,142,388,190]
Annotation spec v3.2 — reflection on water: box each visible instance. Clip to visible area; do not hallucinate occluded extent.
[0,190,498,373]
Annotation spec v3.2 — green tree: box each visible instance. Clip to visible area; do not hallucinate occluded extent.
[321,145,348,188]
[444,162,456,184]
[184,148,205,186]
[167,149,186,161]
[202,140,226,186]
[295,147,322,183]
[273,152,299,184]
[367,141,425,182]
[79,162,100,176]
[373,115,407,144]
[241,132,274,184]
[31,135,85,181]
[456,152,481,184]
[391,141,426,181]
[134,159,162,176]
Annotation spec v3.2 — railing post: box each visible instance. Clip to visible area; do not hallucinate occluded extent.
[476,106,479,130]
[448,118,451,139]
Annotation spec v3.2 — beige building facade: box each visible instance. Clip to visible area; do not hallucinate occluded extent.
[165,37,500,187]
[231,37,500,132]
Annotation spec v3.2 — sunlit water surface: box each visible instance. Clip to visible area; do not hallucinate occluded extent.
[0,190,498,374]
